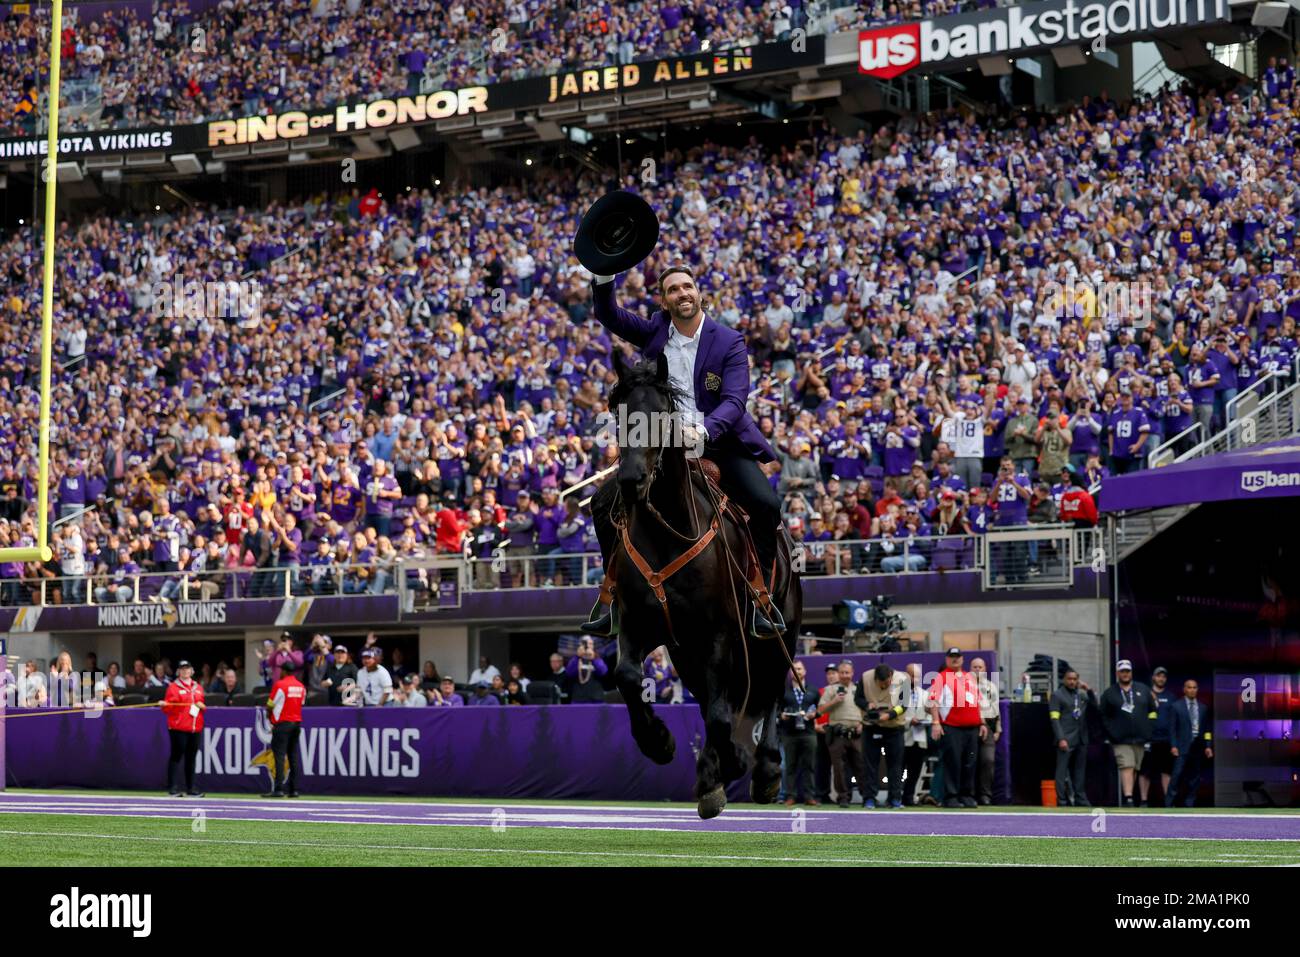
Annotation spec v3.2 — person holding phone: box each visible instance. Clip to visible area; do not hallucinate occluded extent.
[565,638,608,703]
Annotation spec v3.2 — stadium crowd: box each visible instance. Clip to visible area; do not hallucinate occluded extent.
[1,0,1002,137]
[2,73,1299,605]
[10,635,633,709]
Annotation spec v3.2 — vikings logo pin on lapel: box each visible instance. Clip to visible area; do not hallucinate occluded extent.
[705,372,721,392]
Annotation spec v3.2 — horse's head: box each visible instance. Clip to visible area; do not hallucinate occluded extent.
[610,349,681,504]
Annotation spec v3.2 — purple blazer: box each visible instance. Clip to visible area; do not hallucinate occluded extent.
[592,281,777,463]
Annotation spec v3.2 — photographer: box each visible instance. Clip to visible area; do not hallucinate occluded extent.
[778,661,818,807]
[855,663,908,808]
[303,634,334,698]
[565,637,608,703]
[817,659,866,808]
[267,633,304,680]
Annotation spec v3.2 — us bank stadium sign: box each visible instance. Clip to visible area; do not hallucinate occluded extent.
[858,0,1228,79]
[0,37,824,162]
[96,601,228,629]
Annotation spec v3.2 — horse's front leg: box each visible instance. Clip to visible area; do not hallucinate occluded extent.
[694,655,748,819]
[614,633,675,765]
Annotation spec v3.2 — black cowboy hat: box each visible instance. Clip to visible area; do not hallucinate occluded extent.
[573,190,659,276]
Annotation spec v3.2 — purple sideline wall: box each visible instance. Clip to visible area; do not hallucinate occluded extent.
[5,652,1011,802]
[5,705,746,800]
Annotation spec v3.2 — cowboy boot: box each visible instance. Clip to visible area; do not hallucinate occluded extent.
[580,569,619,637]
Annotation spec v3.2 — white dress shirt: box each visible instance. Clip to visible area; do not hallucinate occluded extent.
[664,318,707,438]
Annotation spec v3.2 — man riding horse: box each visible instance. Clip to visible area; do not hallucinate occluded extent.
[581,263,787,640]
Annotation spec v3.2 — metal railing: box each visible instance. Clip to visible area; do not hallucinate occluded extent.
[1147,355,1300,468]
[308,386,347,413]
[0,561,403,608]
[0,524,1108,609]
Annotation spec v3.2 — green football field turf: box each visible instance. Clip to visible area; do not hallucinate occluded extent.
[0,797,1298,867]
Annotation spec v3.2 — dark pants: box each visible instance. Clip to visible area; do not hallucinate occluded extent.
[815,730,832,801]
[827,728,865,804]
[705,440,781,570]
[862,726,905,803]
[940,725,978,801]
[779,732,816,801]
[271,721,302,794]
[1055,744,1087,805]
[977,718,998,802]
[590,438,782,571]
[903,744,927,805]
[168,729,199,794]
[1167,747,1207,807]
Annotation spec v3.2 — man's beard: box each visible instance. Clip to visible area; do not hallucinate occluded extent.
[669,298,699,322]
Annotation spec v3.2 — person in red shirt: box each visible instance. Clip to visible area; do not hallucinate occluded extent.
[162,660,206,797]
[1058,468,1099,527]
[927,647,985,808]
[874,485,903,517]
[264,660,307,798]
[435,490,467,554]
[224,484,254,548]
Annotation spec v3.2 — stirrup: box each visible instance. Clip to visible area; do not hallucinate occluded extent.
[750,601,785,639]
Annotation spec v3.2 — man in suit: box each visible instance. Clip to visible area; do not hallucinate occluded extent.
[582,265,785,638]
[1050,669,1097,807]
[1166,678,1213,807]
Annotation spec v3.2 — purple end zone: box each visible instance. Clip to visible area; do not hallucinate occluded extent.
[1,793,1298,843]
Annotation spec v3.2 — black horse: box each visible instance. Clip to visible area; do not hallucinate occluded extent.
[589,351,803,818]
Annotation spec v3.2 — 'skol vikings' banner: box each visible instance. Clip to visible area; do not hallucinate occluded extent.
[2,705,742,801]
[0,38,823,163]
[5,650,1012,802]
[858,0,1228,79]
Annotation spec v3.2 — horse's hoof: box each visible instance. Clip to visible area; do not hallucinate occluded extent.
[697,786,727,819]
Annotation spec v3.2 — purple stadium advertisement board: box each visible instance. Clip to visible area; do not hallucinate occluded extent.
[5,650,1011,801]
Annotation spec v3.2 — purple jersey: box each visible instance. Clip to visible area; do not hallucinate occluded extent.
[330,484,363,524]
[882,426,919,477]
[534,503,565,548]
[367,474,400,517]
[993,474,1031,525]
[1107,408,1150,460]
[286,480,316,519]
[152,515,181,564]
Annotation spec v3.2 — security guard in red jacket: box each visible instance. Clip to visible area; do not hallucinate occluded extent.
[163,660,206,797]
[927,648,984,808]
[264,660,306,798]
